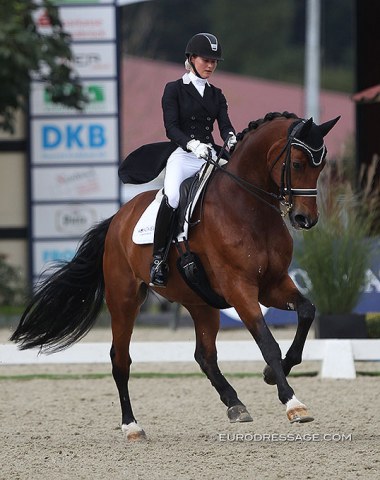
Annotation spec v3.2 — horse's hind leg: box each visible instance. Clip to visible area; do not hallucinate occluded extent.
[186,304,253,423]
[107,280,148,441]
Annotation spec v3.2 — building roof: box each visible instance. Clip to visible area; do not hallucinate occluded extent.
[121,56,354,160]
[352,84,380,103]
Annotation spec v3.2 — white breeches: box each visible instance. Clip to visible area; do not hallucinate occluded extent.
[164,147,215,208]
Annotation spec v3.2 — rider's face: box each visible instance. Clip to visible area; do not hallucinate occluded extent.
[191,56,218,79]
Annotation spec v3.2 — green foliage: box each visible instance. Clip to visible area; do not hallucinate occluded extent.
[295,170,373,315]
[0,0,88,133]
[296,218,371,315]
[0,255,26,307]
[366,313,380,339]
[321,66,354,93]
[359,155,380,236]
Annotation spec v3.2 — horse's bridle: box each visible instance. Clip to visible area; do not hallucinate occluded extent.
[208,122,324,217]
[272,121,323,213]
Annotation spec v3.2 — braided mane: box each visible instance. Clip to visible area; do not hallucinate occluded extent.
[235,111,299,144]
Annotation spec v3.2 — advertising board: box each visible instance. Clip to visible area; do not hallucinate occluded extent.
[30,80,118,116]
[31,117,119,164]
[32,166,119,201]
[71,43,117,78]
[29,1,120,283]
[32,202,119,238]
[34,5,116,41]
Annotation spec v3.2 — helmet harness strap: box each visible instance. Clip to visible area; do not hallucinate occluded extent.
[188,55,204,79]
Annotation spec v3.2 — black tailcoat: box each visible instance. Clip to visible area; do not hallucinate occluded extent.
[119,77,234,184]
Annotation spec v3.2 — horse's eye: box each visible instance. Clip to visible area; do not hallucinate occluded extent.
[292,162,302,171]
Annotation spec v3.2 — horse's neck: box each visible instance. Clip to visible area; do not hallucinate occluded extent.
[224,138,277,194]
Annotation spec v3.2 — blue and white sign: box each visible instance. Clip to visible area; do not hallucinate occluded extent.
[33,240,80,277]
[31,117,119,164]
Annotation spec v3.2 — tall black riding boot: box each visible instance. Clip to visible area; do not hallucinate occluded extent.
[149,195,176,287]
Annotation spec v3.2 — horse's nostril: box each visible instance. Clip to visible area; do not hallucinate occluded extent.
[294,214,311,229]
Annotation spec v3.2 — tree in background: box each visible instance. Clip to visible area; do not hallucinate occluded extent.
[120,0,353,92]
[210,0,304,84]
[0,0,87,133]
[120,0,211,63]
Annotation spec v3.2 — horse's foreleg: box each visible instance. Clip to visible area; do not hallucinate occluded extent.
[186,304,253,423]
[236,299,313,424]
[260,277,315,382]
[281,294,315,376]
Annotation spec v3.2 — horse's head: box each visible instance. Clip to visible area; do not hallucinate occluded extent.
[268,115,340,230]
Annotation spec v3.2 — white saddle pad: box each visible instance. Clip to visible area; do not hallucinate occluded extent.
[132,190,164,244]
[132,161,225,245]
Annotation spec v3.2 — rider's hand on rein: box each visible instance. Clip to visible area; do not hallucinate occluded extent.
[227,132,237,150]
[187,139,212,160]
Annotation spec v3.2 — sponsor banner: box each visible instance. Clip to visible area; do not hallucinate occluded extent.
[52,1,114,4]
[28,43,117,83]
[32,202,118,238]
[33,240,80,276]
[34,5,116,41]
[31,117,118,164]
[32,165,119,201]
[71,43,117,78]
[30,80,118,116]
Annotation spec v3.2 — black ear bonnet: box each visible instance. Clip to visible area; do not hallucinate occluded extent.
[288,119,326,167]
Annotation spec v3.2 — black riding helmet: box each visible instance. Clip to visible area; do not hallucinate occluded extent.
[185,33,223,78]
[185,33,223,61]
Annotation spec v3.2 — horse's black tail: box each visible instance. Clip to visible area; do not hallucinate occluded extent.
[10,216,114,353]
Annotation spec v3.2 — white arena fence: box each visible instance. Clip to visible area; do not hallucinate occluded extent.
[1,339,379,379]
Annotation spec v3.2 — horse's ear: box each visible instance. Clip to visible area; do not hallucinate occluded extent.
[297,118,314,140]
[318,116,341,137]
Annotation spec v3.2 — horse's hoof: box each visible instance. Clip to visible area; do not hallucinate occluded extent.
[121,422,147,441]
[227,405,253,423]
[263,364,276,385]
[286,396,314,423]
[289,413,314,424]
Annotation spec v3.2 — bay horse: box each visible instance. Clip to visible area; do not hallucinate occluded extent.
[11,111,339,440]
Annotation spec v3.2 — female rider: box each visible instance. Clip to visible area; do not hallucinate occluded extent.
[150,32,237,287]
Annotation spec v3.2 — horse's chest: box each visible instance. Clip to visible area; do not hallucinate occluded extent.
[259,238,292,280]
